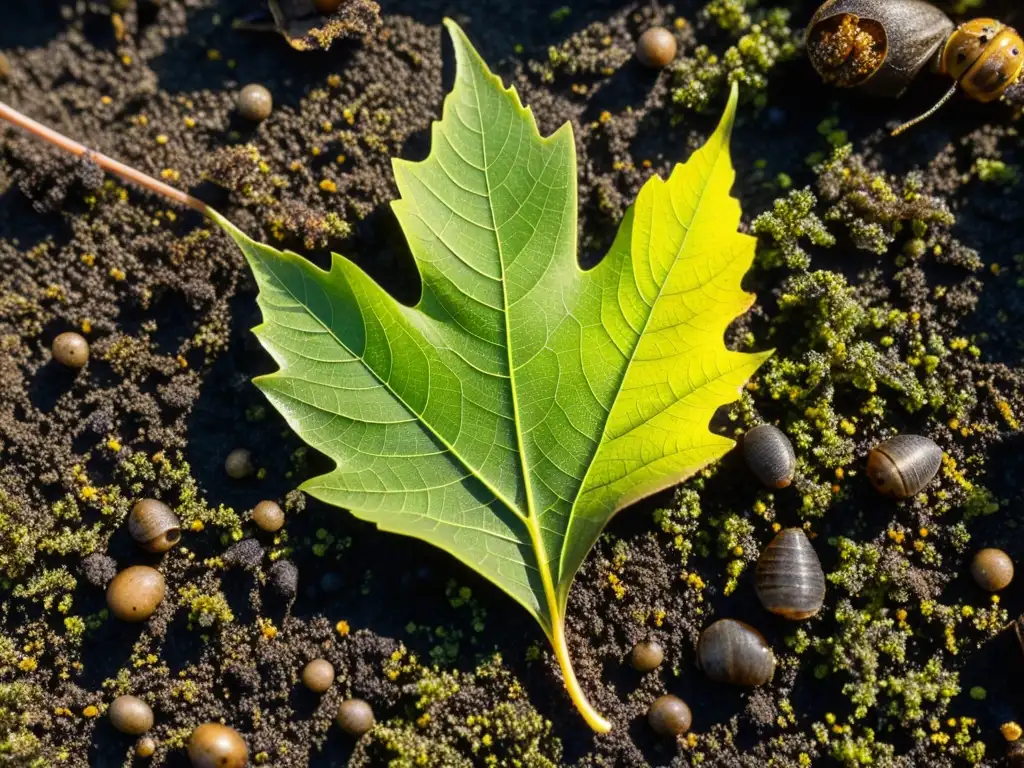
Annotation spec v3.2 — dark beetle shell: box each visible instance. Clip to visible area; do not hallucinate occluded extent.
[867,434,942,498]
[128,499,181,553]
[696,619,775,686]
[806,0,954,97]
[743,425,796,489]
[755,528,826,619]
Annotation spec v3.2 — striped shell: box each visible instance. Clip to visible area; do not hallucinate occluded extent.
[867,434,942,498]
[756,528,826,619]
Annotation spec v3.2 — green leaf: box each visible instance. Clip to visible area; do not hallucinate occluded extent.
[211,20,769,732]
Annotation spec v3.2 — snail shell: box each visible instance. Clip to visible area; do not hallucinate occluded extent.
[867,434,942,498]
[755,528,826,619]
[743,424,796,489]
[806,0,954,97]
[696,619,775,686]
[128,499,181,553]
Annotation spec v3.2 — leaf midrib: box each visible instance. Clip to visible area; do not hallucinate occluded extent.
[466,58,560,632]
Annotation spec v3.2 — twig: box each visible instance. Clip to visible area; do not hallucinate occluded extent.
[0,100,210,214]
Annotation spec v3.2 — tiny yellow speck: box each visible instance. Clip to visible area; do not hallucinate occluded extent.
[191,520,205,532]
[319,179,338,193]
[100,96,113,106]
[82,706,99,718]
[156,134,169,145]
[335,620,350,636]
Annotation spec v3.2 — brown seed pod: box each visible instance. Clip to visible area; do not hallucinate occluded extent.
[696,619,775,686]
[867,434,942,498]
[128,499,181,553]
[224,448,255,479]
[647,694,692,736]
[755,528,826,620]
[302,659,336,693]
[971,548,1014,592]
[636,27,678,69]
[108,695,154,735]
[187,723,249,768]
[52,331,90,368]
[237,85,273,122]
[630,640,665,672]
[742,424,796,489]
[336,698,375,737]
[252,500,285,532]
[106,566,165,622]
[135,736,157,758]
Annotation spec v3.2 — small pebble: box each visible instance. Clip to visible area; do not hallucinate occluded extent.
[135,736,156,758]
[251,500,284,532]
[224,448,254,479]
[269,559,299,599]
[636,27,677,69]
[630,640,664,672]
[108,695,153,736]
[647,694,692,736]
[336,698,375,737]
[0,52,10,80]
[237,84,273,122]
[187,723,248,768]
[52,331,89,368]
[302,659,336,693]
[971,548,1014,592]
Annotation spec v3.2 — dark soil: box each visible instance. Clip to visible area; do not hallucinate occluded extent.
[2,0,1024,766]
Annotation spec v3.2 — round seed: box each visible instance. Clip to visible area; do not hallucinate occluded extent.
[108,695,153,735]
[336,698,375,737]
[106,566,165,622]
[52,332,89,368]
[237,84,273,122]
[636,27,678,69]
[135,736,156,758]
[187,723,248,768]
[630,640,665,672]
[225,448,254,479]
[971,548,1014,592]
[647,694,692,736]
[252,500,284,532]
[302,659,336,693]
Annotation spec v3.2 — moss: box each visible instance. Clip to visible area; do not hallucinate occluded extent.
[752,188,836,270]
[669,3,798,113]
[355,656,561,768]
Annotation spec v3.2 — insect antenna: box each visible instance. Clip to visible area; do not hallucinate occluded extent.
[890,82,960,136]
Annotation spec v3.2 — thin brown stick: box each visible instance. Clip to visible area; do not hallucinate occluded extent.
[0,100,210,214]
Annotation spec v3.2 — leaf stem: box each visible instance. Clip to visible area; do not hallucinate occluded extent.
[550,615,612,733]
[0,100,210,214]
